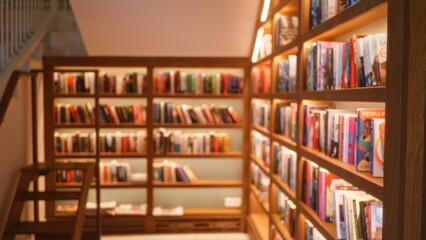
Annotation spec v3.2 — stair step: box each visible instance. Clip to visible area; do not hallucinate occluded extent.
[21,163,94,173]
[5,221,76,234]
[16,191,82,201]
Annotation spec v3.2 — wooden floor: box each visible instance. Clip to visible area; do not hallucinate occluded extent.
[102,233,249,240]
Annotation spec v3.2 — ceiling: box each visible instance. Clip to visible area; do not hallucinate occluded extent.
[69,0,260,57]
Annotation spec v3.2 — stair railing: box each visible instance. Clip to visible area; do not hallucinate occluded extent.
[0,0,58,87]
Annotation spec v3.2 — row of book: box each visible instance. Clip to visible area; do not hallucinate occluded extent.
[276,15,299,49]
[273,144,297,192]
[54,132,96,153]
[99,131,147,153]
[153,102,241,124]
[310,0,361,29]
[260,34,272,60]
[305,34,387,91]
[154,129,232,154]
[154,71,243,94]
[252,101,271,130]
[56,202,147,216]
[303,105,385,177]
[252,65,271,94]
[99,160,133,183]
[251,163,270,196]
[302,160,383,239]
[277,190,296,237]
[304,220,327,240]
[274,102,297,142]
[252,132,271,166]
[54,103,94,124]
[54,72,96,94]
[56,169,86,183]
[99,72,147,94]
[153,160,198,182]
[99,104,146,124]
[276,55,297,93]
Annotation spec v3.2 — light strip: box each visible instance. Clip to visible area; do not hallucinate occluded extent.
[251,28,264,63]
[260,0,271,22]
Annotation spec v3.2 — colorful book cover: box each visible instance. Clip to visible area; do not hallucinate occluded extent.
[371,119,385,177]
[306,46,314,91]
[375,33,387,86]
[356,109,385,172]
[277,15,299,47]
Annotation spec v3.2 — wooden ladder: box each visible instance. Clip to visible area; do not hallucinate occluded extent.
[2,162,95,240]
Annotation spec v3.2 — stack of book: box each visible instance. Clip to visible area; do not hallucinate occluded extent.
[251,163,270,197]
[252,65,271,94]
[275,15,299,48]
[277,190,296,237]
[99,160,132,183]
[309,0,361,29]
[252,101,271,130]
[252,131,270,167]
[54,132,96,153]
[153,102,241,125]
[154,71,243,94]
[276,55,297,93]
[99,104,146,124]
[99,131,147,154]
[302,160,383,239]
[274,102,298,142]
[153,160,198,183]
[154,129,231,154]
[273,144,297,192]
[303,105,385,177]
[54,103,94,124]
[54,72,95,94]
[99,72,146,94]
[305,34,387,91]
[56,168,85,183]
[304,220,327,240]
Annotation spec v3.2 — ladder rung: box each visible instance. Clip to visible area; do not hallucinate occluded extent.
[16,191,82,201]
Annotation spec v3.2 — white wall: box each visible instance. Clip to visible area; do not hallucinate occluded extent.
[0,77,32,234]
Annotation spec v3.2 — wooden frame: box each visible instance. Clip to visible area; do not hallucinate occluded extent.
[42,56,251,235]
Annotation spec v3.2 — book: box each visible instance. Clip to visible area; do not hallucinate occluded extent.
[370,119,385,177]
[276,15,299,48]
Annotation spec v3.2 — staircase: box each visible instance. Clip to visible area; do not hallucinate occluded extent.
[2,162,95,240]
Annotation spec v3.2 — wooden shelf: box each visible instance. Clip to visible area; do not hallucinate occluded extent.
[99,152,147,158]
[154,208,243,219]
[54,153,96,158]
[153,123,242,128]
[54,123,95,128]
[271,134,297,152]
[274,40,299,58]
[154,93,242,99]
[153,152,243,158]
[271,92,298,100]
[252,55,273,67]
[271,214,294,240]
[55,182,147,188]
[299,202,337,240]
[301,0,387,42]
[247,214,270,240]
[53,94,95,98]
[300,146,384,200]
[99,93,147,98]
[300,87,386,102]
[251,155,271,174]
[252,124,271,137]
[250,185,270,215]
[271,175,296,203]
[153,180,243,188]
[251,93,272,99]
[99,123,147,128]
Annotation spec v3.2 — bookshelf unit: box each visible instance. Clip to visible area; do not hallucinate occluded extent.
[247,0,400,239]
[43,57,250,236]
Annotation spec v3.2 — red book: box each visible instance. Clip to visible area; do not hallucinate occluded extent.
[122,136,129,153]
[348,116,356,165]
[106,104,120,124]
[227,107,241,124]
[222,73,229,94]
[69,105,80,123]
[350,35,366,88]
[312,113,319,150]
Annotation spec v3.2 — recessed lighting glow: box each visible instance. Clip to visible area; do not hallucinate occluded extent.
[260,0,271,22]
[251,28,264,63]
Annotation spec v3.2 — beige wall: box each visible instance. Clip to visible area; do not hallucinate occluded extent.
[0,77,33,235]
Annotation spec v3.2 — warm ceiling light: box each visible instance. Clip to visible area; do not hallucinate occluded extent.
[251,28,264,63]
[260,0,271,22]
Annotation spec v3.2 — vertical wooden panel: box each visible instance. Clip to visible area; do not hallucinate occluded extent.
[404,0,426,238]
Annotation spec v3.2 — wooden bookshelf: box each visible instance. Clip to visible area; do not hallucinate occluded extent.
[43,57,249,236]
[247,0,393,239]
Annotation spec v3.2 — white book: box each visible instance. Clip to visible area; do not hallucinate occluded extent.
[116,73,124,94]
[115,131,122,153]
[137,73,144,94]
